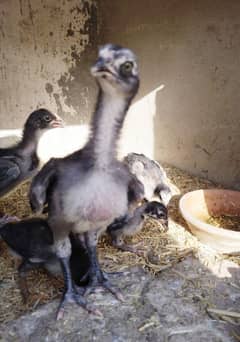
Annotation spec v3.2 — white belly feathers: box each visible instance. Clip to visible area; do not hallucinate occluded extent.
[62,170,128,232]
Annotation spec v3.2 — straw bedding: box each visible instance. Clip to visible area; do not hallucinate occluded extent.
[0,164,238,324]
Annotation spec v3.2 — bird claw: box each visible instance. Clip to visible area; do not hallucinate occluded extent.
[56,287,102,320]
[115,242,148,257]
[103,281,125,302]
[79,269,112,281]
[82,271,125,302]
[1,214,20,224]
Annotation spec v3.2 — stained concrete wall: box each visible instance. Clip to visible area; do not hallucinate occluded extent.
[99,0,240,189]
[0,0,239,189]
[0,0,98,131]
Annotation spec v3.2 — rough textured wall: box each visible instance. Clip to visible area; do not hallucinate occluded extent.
[100,0,240,189]
[0,0,98,131]
[1,0,239,189]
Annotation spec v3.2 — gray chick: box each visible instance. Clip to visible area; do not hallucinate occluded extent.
[107,201,168,255]
[123,152,172,205]
[107,153,171,254]
[29,44,142,319]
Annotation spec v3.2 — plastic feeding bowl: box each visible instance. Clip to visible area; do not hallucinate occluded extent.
[179,189,240,253]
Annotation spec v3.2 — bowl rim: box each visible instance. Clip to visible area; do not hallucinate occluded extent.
[179,189,240,238]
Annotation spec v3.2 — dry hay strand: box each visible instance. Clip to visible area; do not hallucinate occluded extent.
[206,308,240,326]
[206,215,240,231]
[0,181,32,219]
[99,220,194,276]
[0,164,238,324]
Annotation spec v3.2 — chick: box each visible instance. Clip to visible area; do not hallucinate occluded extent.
[29,44,141,318]
[107,201,168,255]
[0,109,63,197]
[0,215,90,303]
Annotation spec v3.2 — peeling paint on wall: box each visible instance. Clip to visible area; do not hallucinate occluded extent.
[57,0,99,123]
[0,0,98,129]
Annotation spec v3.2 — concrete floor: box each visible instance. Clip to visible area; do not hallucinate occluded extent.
[0,258,239,342]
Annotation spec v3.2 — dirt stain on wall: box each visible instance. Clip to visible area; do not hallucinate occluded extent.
[0,0,99,128]
[56,0,99,124]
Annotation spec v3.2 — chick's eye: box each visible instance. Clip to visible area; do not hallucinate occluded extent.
[44,115,51,122]
[158,212,165,217]
[120,61,134,76]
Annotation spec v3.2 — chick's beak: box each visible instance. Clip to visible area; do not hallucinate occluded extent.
[161,218,169,232]
[50,116,64,128]
[91,59,111,76]
[163,218,168,227]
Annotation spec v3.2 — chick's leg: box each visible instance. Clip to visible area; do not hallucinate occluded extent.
[111,233,145,256]
[107,212,147,256]
[18,259,39,303]
[55,237,101,320]
[82,230,124,301]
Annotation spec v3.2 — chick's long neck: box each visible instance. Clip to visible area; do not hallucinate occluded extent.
[88,89,131,168]
[17,124,41,158]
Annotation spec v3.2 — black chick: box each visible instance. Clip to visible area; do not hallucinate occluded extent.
[0,216,90,303]
[0,108,63,197]
[123,153,172,205]
[107,201,168,255]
